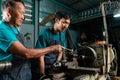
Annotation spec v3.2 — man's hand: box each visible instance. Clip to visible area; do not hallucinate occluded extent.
[50,45,62,53]
[50,45,63,62]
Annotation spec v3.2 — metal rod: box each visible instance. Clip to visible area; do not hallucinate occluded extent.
[61,46,73,52]
[101,2,108,44]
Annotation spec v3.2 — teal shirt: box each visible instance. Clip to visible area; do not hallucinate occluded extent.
[36,27,66,48]
[0,21,19,61]
[36,27,67,68]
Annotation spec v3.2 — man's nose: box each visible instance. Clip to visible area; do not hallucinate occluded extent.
[23,17,25,21]
[64,24,69,28]
[22,15,25,20]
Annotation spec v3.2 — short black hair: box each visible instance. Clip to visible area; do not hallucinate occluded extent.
[55,11,72,20]
[2,0,25,10]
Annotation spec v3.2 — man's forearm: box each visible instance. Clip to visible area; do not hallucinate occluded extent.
[39,56,45,75]
[57,52,62,61]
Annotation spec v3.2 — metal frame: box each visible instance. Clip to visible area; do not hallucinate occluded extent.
[72,2,118,23]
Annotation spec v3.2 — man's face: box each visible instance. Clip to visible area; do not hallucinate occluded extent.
[10,2,25,27]
[56,18,70,32]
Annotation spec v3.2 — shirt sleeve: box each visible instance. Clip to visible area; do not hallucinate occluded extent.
[36,30,47,48]
[0,28,18,52]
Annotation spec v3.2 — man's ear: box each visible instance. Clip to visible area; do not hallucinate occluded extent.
[55,18,59,24]
[7,7,12,17]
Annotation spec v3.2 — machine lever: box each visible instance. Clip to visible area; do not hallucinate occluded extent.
[61,46,73,52]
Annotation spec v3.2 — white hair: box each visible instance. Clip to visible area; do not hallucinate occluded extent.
[2,10,11,22]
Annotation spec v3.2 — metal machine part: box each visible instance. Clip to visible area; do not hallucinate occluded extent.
[39,73,66,80]
[61,46,73,52]
[41,44,116,80]
[77,46,97,67]
[0,61,12,71]
[77,44,106,68]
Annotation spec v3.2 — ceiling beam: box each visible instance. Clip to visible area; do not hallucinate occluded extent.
[83,0,95,8]
[72,3,118,24]
[51,0,79,14]
[69,0,82,6]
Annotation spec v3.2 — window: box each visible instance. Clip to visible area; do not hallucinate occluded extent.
[0,0,2,20]
[23,0,35,24]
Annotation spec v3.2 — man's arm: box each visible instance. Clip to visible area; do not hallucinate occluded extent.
[56,51,63,62]
[39,56,45,75]
[8,41,62,59]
